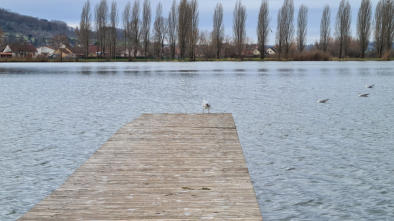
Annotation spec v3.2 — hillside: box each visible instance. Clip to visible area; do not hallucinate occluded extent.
[0,8,76,46]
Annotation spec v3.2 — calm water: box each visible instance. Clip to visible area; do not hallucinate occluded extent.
[1,62,393,220]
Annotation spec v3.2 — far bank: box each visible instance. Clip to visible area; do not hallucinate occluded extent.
[0,57,392,63]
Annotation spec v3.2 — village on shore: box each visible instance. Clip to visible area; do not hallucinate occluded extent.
[0,42,277,60]
[0,0,393,61]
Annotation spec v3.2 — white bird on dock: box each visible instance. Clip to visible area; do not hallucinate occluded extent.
[202,100,211,113]
[366,84,375,89]
[317,99,329,103]
[359,93,369,97]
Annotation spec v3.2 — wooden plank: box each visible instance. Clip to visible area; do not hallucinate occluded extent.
[19,113,262,220]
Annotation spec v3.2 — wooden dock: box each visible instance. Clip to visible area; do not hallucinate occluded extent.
[19,114,262,220]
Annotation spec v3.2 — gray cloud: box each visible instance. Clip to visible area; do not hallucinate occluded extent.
[1,0,380,44]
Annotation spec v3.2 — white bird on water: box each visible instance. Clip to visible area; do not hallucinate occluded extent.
[317,99,329,103]
[202,100,211,113]
[359,93,369,97]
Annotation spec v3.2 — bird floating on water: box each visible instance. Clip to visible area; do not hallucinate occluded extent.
[366,84,375,89]
[359,93,369,97]
[202,100,211,113]
[317,99,329,103]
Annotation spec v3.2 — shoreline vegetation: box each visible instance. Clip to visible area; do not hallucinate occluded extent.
[72,0,392,61]
[0,56,392,63]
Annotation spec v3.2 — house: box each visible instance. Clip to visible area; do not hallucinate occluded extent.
[54,45,75,59]
[3,45,12,53]
[120,49,131,58]
[3,43,37,57]
[89,45,99,57]
[253,48,261,56]
[0,45,12,58]
[89,45,118,58]
[244,44,259,57]
[120,49,142,58]
[36,46,55,57]
[266,48,277,55]
[0,52,12,58]
[71,46,84,58]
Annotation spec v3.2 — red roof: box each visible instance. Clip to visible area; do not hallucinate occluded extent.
[89,45,98,54]
[71,46,84,55]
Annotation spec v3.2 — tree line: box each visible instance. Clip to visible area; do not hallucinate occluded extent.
[77,0,394,60]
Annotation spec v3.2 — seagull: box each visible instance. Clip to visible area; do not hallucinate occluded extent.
[202,100,211,113]
[317,99,329,103]
[359,93,369,97]
[366,84,375,89]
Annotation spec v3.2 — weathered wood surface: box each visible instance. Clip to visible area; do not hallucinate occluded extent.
[19,114,262,220]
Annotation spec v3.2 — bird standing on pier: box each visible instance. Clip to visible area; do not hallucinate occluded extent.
[202,100,211,113]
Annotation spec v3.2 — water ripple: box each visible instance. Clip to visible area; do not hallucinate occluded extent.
[0,61,393,220]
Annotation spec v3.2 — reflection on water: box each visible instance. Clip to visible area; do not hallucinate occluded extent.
[176,69,199,73]
[358,68,372,76]
[277,68,294,72]
[258,68,269,72]
[233,69,246,72]
[212,69,224,72]
[0,61,394,221]
[80,66,92,75]
[123,70,141,74]
[297,68,307,72]
[179,73,198,78]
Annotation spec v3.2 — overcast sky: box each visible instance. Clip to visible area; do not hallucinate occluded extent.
[1,0,380,44]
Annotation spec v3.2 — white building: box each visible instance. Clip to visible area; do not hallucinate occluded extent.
[36,46,55,57]
[253,49,261,56]
[266,48,277,55]
[3,45,12,53]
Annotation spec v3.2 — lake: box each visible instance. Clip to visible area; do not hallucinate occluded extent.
[1,61,393,220]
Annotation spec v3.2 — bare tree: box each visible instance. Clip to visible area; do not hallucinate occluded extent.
[79,0,91,58]
[384,0,394,55]
[188,0,199,60]
[168,0,178,59]
[223,35,236,58]
[375,0,394,57]
[233,0,246,59]
[375,0,384,57]
[153,2,167,58]
[130,0,141,58]
[257,0,269,59]
[212,3,224,59]
[122,2,131,58]
[297,5,308,52]
[95,0,108,58]
[320,5,330,52]
[51,35,69,49]
[200,31,214,58]
[357,0,372,58]
[141,0,151,57]
[276,0,294,58]
[110,1,118,58]
[51,34,69,62]
[178,0,189,59]
[336,0,351,58]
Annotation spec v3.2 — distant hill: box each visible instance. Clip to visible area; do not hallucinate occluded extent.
[0,8,76,46]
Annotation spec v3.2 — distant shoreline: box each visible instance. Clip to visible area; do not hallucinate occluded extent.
[0,57,392,63]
